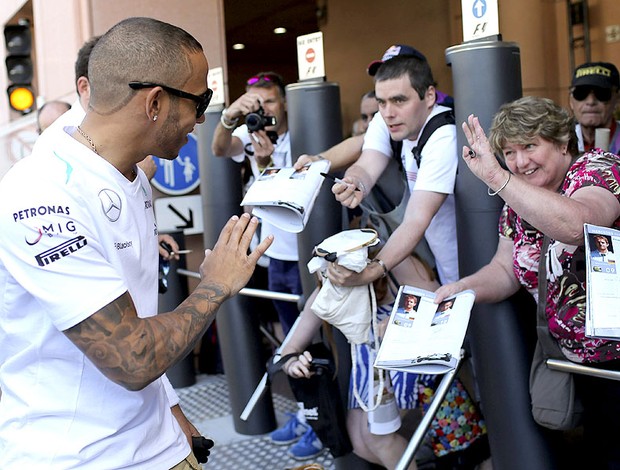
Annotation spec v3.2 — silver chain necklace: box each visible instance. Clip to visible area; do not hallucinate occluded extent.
[76,126,98,155]
[76,125,137,179]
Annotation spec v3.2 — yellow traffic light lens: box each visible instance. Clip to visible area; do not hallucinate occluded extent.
[8,85,35,112]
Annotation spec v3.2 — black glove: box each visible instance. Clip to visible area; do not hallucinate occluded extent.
[192,436,215,464]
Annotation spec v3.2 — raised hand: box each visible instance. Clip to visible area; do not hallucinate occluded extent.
[200,213,273,297]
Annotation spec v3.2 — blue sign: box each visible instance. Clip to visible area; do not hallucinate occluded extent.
[472,0,487,18]
[151,133,200,196]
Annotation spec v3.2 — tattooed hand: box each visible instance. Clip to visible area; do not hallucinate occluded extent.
[199,213,272,298]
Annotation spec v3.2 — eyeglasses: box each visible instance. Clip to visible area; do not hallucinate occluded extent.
[571,86,613,102]
[128,81,213,118]
[246,73,282,87]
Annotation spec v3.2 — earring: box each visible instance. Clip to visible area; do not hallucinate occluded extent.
[153,115,158,122]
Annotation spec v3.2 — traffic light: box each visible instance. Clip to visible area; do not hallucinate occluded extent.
[4,21,35,114]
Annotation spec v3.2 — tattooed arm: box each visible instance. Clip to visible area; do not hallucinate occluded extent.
[64,214,272,391]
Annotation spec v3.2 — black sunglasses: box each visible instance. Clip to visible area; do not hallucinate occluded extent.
[571,86,613,102]
[128,81,213,118]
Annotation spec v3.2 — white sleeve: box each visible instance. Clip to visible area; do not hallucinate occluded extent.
[362,113,392,157]
[414,125,458,195]
[231,124,252,163]
[161,373,180,407]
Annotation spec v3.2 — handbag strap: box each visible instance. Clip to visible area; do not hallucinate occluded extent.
[537,235,566,360]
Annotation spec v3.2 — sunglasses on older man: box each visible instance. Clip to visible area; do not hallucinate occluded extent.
[571,86,613,102]
[128,82,213,118]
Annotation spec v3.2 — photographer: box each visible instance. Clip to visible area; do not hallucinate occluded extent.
[212,72,301,334]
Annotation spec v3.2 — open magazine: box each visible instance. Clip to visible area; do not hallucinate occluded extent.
[374,285,474,374]
[584,223,620,339]
[240,159,331,233]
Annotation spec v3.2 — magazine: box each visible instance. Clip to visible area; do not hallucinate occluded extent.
[374,285,474,374]
[584,223,620,339]
[240,159,331,233]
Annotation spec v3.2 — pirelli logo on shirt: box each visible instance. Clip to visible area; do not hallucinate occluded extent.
[35,236,88,266]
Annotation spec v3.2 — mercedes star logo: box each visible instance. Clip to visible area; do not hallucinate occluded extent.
[99,189,122,222]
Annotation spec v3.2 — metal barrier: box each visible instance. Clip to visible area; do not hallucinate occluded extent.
[395,351,464,470]
[547,359,620,381]
[176,268,301,303]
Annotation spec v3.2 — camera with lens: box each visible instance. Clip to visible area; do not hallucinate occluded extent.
[245,106,277,133]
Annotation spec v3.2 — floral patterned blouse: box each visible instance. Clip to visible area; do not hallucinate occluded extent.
[499,150,620,363]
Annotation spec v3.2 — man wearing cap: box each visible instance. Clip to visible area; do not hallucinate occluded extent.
[569,61,620,155]
[321,48,459,287]
[295,44,454,171]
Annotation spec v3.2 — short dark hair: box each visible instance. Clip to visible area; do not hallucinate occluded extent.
[374,55,436,100]
[74,36,100,90]
[88,17,203,114]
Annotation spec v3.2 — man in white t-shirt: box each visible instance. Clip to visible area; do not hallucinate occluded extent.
[212,72,302,335]
[0,17,271,469]
[38,33,194,439]
[327,53,459,287]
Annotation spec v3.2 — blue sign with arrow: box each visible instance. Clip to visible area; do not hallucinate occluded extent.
[472,0,487,18]
[151,133,200,196]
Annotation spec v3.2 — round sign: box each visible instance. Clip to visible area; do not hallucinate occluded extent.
[305,48,315,63]
[151,133,201,196]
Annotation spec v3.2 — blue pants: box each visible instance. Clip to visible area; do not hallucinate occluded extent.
[267,258,302,335]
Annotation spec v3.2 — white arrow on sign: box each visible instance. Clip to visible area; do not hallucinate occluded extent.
[154,195,204,236]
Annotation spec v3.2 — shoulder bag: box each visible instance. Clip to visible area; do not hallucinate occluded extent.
[529,236,583,430]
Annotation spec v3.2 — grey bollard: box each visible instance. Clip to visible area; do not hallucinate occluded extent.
[286,81,345,293]
[446,40,557,469]
[196,107,276,435]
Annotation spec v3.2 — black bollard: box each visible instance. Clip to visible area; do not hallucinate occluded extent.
[287,81,375,469]
[195,106,276,435]
[446,40,558,469]
[158,230,196,388]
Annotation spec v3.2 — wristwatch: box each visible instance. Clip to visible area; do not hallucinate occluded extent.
[220,107,239,130]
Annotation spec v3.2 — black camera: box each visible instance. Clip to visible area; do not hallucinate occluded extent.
[245,106,277,132]
[309,358,331,376]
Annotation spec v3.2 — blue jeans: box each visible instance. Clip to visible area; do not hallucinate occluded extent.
[267,258,302,335]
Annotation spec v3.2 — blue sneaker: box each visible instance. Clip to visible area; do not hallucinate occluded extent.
[288,427,324,460]
[270,413,309,445]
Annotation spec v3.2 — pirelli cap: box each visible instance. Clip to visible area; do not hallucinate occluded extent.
[571,62,620,89]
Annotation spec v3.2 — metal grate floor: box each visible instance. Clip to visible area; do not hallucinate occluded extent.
[176,374,335,469]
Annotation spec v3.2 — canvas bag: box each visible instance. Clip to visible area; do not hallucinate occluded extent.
[529,236,583,430]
